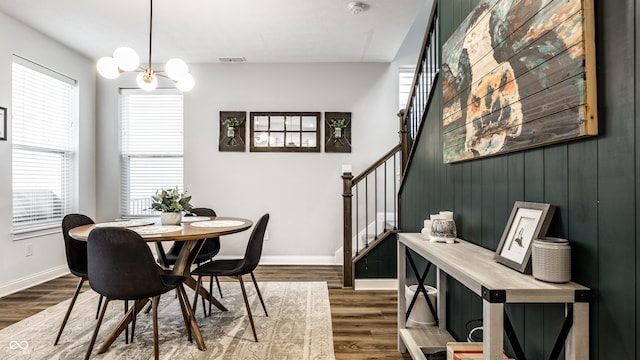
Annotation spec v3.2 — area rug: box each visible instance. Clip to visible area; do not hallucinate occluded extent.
[0,281,335,359]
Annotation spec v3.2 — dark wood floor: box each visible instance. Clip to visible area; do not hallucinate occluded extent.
[0,265,411,360]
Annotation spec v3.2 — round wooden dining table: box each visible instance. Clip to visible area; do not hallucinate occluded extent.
[68,216,253,353]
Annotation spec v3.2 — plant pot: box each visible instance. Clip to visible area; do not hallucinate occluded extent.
[334,127,342,138]
[160,212,181,225]
[227,127,235,138]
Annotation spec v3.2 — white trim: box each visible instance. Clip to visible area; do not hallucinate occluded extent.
[259,255,338,265]
[0,265,69,298]
[214,255,338,265]
[354,278,398,290]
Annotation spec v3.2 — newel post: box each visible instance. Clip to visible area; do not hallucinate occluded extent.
[398,109,409,170]
[342,166,354,288]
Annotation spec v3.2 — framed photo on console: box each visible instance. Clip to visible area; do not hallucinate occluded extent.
[494,201,555,273]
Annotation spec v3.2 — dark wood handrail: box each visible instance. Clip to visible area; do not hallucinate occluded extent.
[400,70,440,183]
[399,0,439,172]
[352,144,402,184]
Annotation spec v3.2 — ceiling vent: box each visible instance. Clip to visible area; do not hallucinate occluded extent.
[218,57,246,63]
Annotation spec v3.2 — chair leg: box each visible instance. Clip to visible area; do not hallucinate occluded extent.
[191,276,202,314]
[124,300,129,344]
[207,276,213,317]
[175,288,192,342]
[95,295,103,319]
[201,283,207,317]
[84,298,111,360]
[130,301,137,343]
[250,272,268,316]
[238,276,258,342]
[215,276,223,298]
[55,277,85,345]
[152,296,160,360]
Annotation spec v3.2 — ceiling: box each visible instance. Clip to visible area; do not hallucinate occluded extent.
[0,0,427,64]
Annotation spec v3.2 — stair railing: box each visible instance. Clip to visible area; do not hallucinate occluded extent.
[400,0,439,172]
[341,0,440,287]
[342,145,401,287]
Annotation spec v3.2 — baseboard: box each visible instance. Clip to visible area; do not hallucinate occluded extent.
[213,255,338,265]
[0,265,69,298]
[354,278,398,290]
[259,255,338,265]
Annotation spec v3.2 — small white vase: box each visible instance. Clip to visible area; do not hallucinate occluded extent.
[227,127,235,137]
[334,127,342,138]
[161,212,181,225]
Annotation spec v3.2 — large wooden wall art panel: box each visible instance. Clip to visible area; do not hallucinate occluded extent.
[441,0,597,163]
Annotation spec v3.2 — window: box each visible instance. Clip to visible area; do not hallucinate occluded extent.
[12,56,77,232]
[249,112,320,152]
[120,89,184,217]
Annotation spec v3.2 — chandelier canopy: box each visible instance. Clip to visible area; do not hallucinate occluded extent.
[96,0,194,92]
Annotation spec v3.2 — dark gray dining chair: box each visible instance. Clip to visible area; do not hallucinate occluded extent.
[84,227,195,360]
[55,214,103,345]
[191,213,269,341]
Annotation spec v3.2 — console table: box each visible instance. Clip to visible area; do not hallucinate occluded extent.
[398,233,591,360]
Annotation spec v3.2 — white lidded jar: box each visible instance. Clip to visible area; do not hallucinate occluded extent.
[532,237,571,283]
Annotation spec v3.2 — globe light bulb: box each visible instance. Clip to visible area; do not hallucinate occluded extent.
[165,58,189,80]
[136,70,158,91]
[175,73,195,92]
[96,57,120,79]
[113,47,140,71]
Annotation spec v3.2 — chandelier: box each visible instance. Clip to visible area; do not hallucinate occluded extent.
[96,0,194,91]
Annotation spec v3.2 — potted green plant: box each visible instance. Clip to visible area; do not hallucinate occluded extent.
[330,119,347,138]
[223,117,241,137]
[151,186,193,225]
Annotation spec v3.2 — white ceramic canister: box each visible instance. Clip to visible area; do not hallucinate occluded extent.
[532,237,571,283]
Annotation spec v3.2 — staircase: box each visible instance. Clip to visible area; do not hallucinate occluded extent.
[341,0,440,288]
[341,146,401,287]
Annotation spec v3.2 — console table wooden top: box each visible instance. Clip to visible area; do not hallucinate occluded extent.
[399,233,589,304]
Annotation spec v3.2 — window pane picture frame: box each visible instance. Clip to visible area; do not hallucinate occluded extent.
[494,201,555,273]
[249,112,320,152]
[0,107,6,140]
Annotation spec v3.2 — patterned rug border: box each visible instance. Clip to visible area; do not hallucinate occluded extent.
[0,281,335,360]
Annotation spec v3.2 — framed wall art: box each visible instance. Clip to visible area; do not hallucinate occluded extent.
[325,112,351,153]
[0,107,6,141]
[441,0,597,163]
[494,201,555,273]
[219,111,246,152]
[249,112,320,152]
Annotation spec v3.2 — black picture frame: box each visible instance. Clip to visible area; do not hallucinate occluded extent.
[0,107,6,141]
[494,201,555,273]
[219,111,246,152]
[325,112,351,153]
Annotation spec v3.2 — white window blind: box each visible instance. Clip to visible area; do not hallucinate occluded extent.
[12,57,77,232]
[120,89,184,217]
[399,66,416,110]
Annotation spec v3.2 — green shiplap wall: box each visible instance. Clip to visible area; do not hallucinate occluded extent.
[398,0,638,358]
[354,234,398,278]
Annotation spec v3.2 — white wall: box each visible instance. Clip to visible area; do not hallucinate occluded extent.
[96,62,399,263]
[0,2,428,296]
[0,13,97,296]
